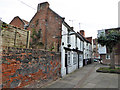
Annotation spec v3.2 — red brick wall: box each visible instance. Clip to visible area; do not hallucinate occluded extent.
[10,17,24,29]
[1,46,61,88]
[27,7,48,47]
[100,54,120,65]
[46,9,62,51]
[27,2,63,51]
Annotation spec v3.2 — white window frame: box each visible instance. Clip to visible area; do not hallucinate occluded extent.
[67,51,71,65]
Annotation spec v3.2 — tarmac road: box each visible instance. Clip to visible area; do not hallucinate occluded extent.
[42,62,119,88]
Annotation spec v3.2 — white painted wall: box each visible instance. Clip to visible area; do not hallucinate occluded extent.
[83,41,87,59]
[61,23,68,77]
[80,41,84,51]
[61,23,84,77]
[79,54,83,67]
[98,44,106,54]
[89,44,92,59]
[97,29,107,54]
[83,41,92,59]
[77,37,80,50]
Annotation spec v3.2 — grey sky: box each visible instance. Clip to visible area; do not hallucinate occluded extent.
[0,0,119,38]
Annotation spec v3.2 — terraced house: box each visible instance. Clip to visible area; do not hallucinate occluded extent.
[3,1,93,88]
[61,22,84,76]
[10,1,93,76]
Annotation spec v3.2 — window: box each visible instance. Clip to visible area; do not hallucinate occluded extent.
[75,36,77,47]
[79,55,82,61]
[67,35,70,43]
[80,41,81,50]
[67,51,71,65]
[73,52,77,65]
[67,30,70,44]
[86,43,88,46]
[106,54,110,59]
[87,54,88,58]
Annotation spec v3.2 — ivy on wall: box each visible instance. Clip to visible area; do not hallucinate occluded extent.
[30,28,44,48]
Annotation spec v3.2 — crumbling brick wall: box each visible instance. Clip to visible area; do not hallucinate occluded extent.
[1,46,61,88]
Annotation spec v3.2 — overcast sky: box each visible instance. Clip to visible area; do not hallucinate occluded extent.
[0,0,119,38]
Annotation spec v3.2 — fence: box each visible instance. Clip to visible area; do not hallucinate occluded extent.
[1,21,30,48]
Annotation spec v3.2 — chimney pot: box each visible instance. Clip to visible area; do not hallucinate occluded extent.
[37,2,49,12]
[71,27,74,30]
[80,30,85,37]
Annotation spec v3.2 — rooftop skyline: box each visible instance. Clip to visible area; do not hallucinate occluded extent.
[0,0,119,38]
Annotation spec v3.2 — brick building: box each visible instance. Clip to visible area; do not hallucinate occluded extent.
[78,30,93,65]
[98,28,120,65]
[27,2,64,51]
[93,38,100,59]
[10,16,29,29]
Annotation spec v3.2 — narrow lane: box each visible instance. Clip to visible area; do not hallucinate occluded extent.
[42,62,118,88]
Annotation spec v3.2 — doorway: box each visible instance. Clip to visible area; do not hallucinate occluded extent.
[78,54,79,69]
[65,51,68,74]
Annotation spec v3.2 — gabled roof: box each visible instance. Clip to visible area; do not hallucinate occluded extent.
[62,21,74,32]
[86,37,92,43]
[22,19,29,25]
[77,32,84,41]
[10,16,29,25]
[28,2,64,27]
[49,8,63,19]
[27,12,37,26]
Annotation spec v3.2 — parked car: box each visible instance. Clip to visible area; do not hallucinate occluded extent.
[93,59,98,62]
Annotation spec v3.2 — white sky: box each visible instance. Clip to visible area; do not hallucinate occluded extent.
[0,0,119,38]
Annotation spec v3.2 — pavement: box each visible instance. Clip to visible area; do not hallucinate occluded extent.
[41,62,119,88]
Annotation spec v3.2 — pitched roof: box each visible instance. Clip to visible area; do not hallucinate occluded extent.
[10,16,29,25]
[49,8,63,19]
[77,32,92,44]
[28,2,64,27]
[22,19,29,25]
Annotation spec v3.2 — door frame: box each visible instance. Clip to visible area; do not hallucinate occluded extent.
[65,51,68,74]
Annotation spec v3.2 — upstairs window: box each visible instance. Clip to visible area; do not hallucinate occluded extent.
[67,30,70,44]
[75,36,77,47]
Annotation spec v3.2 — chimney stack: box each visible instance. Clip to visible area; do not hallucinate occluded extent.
[80,30,85,37]
[37,2,49,12]
[86,37,92,43]
[71,27,74,30]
